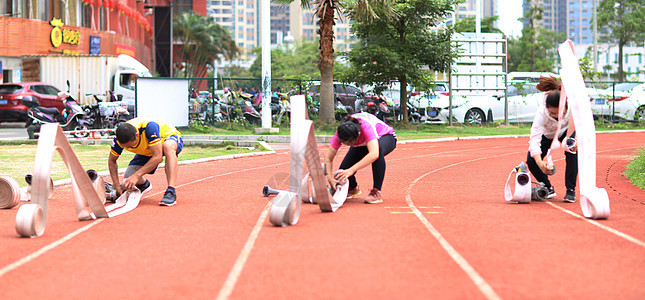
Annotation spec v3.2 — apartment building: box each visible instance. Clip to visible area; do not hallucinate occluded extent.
[454,0,497,20]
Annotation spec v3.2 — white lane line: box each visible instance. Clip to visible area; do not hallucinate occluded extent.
[547,145,645,247]
[405,144,643,300]
[0,161,287,279]
[406,153,515,300]
[0,218,106,278]
[544,201,645,248]
[216,202,272,300]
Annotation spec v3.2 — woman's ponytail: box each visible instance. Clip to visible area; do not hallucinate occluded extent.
[536,76,563,108]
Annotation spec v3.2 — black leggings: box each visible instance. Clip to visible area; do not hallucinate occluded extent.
[339,134,397,190]
[526,133,578,191]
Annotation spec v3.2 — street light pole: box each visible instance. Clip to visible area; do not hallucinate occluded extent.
[260,0,272,129]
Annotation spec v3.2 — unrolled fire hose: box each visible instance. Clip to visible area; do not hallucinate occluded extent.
[558,40,610,219]
[15,123,142,238]
[268,95,349,227]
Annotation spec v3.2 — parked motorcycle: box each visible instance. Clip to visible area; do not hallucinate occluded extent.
[86,93,132,130]
[221,87,262,126]
[365,94,395,123]
[335,100,354,121]
[241,100,262,126]
[394,100,422,124]
[23,81,90,139]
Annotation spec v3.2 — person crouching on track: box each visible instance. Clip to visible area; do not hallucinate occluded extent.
[325,112,397,204]
[108,117,183,206]
[527,76,578,203]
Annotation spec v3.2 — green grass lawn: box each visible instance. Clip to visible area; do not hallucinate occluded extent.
[0,142,267,187]
[3,120,643,189]
[625,148,645,190]
[183,120,645,140]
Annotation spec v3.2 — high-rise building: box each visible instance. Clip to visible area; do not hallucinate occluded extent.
[522,0,567,35]
[271,5,290,45]
[288,3,355,53]
[566,0,596,44]
[208,1,356,58]
[454,0,497,21]
[522,0,604,44]
[208,0,259,53]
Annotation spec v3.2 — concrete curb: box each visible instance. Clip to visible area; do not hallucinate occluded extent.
[181,134,333,144]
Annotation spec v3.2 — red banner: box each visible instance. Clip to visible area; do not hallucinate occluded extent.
[115,44,135,57]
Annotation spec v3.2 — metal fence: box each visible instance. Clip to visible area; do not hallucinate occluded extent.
[426,80,645,125]
[186,77,315,127]
[183,77,645,127]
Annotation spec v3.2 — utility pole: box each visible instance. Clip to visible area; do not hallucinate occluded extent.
[592,0,598,70]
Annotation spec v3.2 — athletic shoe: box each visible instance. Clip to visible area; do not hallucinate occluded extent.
[136,179,152,195]
[564,189,576,203]
[546,186,556,199]
[159,189,177,206]
[347,185,361,199]
[364,188,383,204]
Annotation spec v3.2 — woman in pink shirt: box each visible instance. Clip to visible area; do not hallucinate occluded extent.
[325,112,397,204]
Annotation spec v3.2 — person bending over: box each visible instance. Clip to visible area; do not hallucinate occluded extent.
[527,76,578,203]
[108,117,183,206]
[325,112,397,204]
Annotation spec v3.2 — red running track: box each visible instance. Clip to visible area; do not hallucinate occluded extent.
[0,131,643,299]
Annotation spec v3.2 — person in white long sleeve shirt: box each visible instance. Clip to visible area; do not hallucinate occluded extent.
[526,76,578,202]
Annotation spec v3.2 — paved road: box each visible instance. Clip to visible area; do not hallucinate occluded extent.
[0,122,28,140]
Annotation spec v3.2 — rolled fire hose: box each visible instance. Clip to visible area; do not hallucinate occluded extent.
[268,95,349,226]
[504,162,532,204]
[15,124,141,238]
[558,40,610,219]
[0,176,22,209]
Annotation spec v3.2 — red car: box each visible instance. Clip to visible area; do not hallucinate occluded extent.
[0,82,66,123]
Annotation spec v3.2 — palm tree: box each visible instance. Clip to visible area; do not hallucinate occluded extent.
[276,0,391,124]
[174,12,239,79]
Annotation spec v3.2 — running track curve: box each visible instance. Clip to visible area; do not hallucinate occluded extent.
[0,131,643,299]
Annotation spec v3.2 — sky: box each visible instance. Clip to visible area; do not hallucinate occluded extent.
[496,0,523,38]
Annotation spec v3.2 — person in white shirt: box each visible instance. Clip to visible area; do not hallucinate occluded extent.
[526,76,578,202]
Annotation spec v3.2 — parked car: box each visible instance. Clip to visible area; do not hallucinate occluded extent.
[420,83,542,124]
[507,71,558,83]
[589,83,645,121]
[0,82,66,123]
[308,83,369,114]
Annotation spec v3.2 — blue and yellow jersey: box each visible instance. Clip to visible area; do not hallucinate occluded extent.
[110,117,181,157]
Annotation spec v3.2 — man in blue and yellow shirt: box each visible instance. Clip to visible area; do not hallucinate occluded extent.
[108,117,183,206]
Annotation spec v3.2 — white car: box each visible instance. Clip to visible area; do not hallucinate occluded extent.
[415,84,543,124]
[589,83,645,121]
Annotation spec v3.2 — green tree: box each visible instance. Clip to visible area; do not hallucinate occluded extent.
[342,0,458,123]
[514,3,563,72]
[218,65,253,78]
[275,0,392,124]
[597,0,645,81]
[579,47,603,81]
[173,12,239,79]
[248,41,320,79]
[507,37,522,72]
[454,16,503,35]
